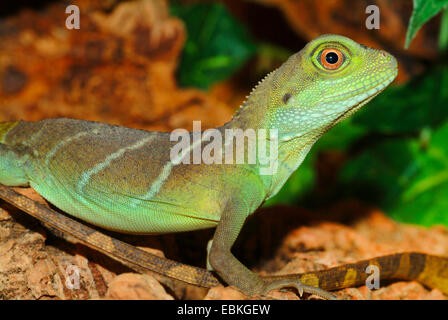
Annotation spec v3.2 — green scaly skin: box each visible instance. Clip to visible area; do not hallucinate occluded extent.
[0,35,399,298]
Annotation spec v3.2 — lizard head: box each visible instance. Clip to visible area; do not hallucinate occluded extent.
[260,34,398,142]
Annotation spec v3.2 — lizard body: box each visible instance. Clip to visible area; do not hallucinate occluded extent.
[1,34,446,298]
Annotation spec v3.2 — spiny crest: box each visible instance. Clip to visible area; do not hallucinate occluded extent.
[231,68,278,120]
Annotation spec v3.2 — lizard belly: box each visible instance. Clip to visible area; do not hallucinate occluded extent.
[28,172,221,234]
[26,152,261,234]
[26,155,226,234]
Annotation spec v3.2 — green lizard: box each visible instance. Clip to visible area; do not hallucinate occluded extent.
[0,34,447,299]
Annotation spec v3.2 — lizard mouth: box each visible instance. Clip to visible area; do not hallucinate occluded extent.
[330,71,397,125]
[330,70,396,106]
[279,68,397,143]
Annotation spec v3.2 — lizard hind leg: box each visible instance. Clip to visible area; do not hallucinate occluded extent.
[0,143,30,187]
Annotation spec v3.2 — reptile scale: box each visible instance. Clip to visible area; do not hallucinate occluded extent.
[0,34,447,299]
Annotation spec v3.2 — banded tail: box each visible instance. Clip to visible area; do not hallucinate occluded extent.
[265,252,448,295]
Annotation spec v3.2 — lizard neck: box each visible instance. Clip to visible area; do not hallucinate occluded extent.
[220,75,318,199]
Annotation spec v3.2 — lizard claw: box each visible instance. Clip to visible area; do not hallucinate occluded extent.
[262,279,337,300]
[298,286,304,297]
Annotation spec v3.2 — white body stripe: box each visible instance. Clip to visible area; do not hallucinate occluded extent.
[77,135,156,193]
[130,131,211,207]
[45,130,96,165]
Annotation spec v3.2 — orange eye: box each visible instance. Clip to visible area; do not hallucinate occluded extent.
[320,48,344,70]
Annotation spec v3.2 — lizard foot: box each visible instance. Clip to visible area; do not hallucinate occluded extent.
[262,279,337,300]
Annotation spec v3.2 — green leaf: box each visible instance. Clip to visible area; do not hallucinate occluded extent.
[439,9,448,50]
[170,2,256,89]
[353,67,448,134]
[405,0,448,49]
[340,121,448,227]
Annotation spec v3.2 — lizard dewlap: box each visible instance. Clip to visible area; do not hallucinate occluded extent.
[0,35,400,298]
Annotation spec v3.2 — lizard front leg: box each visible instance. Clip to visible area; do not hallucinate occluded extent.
[208,199,337,299]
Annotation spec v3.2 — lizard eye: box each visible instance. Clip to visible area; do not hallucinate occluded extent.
[320,48,344,70]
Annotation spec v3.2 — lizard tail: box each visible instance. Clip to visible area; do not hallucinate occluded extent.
[264,252,448,295]
[1,183,447,295]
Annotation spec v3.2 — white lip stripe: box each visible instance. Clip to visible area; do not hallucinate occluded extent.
[45,130,95,165]
[77,134,156,193]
